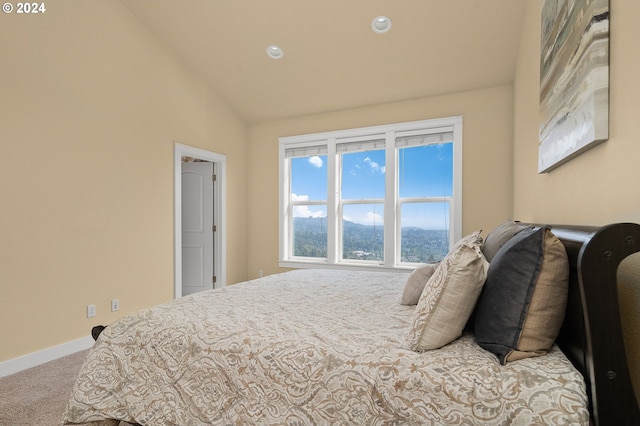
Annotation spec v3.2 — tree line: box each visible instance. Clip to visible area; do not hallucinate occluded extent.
[293,217,448,262]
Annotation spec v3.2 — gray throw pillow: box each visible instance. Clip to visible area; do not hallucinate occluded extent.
[474,226,569,364]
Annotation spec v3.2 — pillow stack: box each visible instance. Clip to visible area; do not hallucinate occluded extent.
[404,220,570,365]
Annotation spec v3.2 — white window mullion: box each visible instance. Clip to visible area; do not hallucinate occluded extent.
[396,200,404,264]
[278,143,289,261]
[326,139,338,264]
[452,120,463,244]
[383,131,396,268]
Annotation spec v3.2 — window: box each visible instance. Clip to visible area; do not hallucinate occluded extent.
[279,116,462,271]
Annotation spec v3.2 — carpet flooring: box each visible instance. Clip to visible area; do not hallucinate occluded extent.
[0,350,88,425]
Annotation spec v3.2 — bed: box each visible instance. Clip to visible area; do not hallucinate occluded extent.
[63,222,640,425]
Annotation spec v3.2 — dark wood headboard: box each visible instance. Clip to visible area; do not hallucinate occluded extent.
[527,223,640,426]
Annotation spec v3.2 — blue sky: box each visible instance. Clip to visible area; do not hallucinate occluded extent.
[291,143,453,229]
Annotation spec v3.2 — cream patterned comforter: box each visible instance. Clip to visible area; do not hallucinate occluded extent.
[64,269,589,425]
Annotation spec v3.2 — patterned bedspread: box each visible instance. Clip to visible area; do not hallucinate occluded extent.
[64,269,589,425]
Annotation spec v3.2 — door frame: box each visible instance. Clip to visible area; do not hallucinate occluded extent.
[174,142,227,299]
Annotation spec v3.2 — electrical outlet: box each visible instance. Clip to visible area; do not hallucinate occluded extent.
[258,269,264,278]
[87,304,96,318]
[111,299,120,312]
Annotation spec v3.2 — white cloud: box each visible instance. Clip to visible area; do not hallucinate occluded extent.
[308,156,323,168]
[362,211,383,224]
[293,206,325,218]
[364,157,384,174]
[291,193,325,218]
[342,211,383,225]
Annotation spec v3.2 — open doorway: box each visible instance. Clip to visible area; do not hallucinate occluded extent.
[174,143,226,299]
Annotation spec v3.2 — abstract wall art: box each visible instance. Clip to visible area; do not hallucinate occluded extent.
[539,0,610,173]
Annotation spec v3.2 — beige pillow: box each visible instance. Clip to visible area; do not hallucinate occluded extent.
[401,263,439,305]
[406,231,489,351]
[482,220,530,262]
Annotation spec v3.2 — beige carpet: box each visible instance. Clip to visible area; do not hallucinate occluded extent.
[0,350,88,426]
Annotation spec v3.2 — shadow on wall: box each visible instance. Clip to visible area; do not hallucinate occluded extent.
[619,252,640,407]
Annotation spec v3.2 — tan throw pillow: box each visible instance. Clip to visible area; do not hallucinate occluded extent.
[482,220,530,262]
[406,231,489,351]
[401,263,439,305]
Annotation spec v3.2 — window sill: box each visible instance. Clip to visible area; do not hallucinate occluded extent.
[278,260,413,274]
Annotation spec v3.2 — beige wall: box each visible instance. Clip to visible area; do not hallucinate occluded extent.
[0,1,248,361]
[247,85,515,279]
[513,0,640,225]
[513,0,640,401]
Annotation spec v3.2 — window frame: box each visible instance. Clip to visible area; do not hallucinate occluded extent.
[279,116,463,271]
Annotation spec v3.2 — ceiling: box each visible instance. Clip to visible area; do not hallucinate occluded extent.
[119,0,528,124]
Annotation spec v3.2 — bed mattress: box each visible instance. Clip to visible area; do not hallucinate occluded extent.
[64,269,589,425]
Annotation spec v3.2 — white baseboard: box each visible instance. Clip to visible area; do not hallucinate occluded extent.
[0,336,94,378]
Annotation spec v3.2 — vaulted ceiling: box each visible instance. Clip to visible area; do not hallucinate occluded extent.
[120,0,527,123]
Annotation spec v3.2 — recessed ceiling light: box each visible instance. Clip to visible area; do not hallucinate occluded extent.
[371,16,392,34]
[266,45,284,59]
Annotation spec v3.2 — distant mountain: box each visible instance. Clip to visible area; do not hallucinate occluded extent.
[292,217,448,262]
[293,216,328,232]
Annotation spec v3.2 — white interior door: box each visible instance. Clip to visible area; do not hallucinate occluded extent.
[181,161,214,296]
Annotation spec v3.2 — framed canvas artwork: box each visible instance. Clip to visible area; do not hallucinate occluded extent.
[538,0,610,173]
